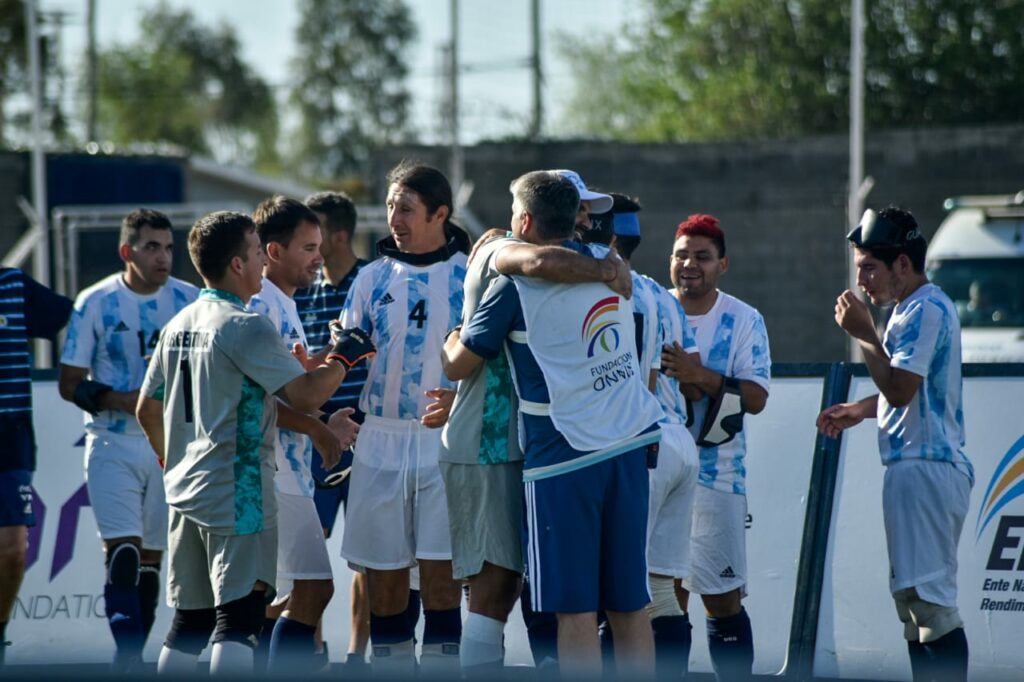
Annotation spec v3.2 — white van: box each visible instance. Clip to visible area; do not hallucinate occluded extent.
[926,192,1024,362]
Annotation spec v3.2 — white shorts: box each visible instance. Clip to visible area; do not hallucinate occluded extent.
[273,491,333,604]
[680,485,747,596]
[647,423,699,578]
[884,459,971,606]
[84,431,167,550]
[341,416,452,570]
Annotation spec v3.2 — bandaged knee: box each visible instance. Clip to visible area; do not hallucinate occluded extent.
[212,590,266,648]
[165,607,216,655]
[648,576,686,619]
[893,589,964,643]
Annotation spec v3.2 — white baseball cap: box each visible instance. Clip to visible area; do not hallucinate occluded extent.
[554,169,613,214]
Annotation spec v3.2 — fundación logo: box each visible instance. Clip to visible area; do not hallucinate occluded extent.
[582,296,621,358]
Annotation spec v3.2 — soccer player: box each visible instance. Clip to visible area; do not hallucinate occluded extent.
[440,177,632,673]
[338,162,468,674]
[817,207,971,682]
[247,196,360,671]
[444,170,664,677]
[0,268,72,667]
[661,214,771,682]
[582,197,702,677]
[135,211,372,674]
[58,209,198,671]
[293,191,371,668]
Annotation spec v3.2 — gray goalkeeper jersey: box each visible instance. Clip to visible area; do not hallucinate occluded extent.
[142,288,304,535]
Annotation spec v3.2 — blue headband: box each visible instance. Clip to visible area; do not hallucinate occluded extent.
[613,212,640,237]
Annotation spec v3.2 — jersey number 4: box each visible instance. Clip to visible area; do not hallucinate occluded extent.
[408,299,428,329]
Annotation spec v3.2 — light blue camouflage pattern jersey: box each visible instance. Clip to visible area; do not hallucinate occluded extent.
[248,277,316,497]
[650,279,700,426]
[341,253,467,421]
[685,291,771,495]
[61,273,198,436]
[878,283,973,482]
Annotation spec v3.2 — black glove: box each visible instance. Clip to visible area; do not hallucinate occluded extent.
[327,323,376,368]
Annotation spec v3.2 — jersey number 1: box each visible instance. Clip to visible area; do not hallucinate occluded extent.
[408,299,428,329]
[180,358,194,423]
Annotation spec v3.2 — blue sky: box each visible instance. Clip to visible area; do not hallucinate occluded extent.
[49,0,635,144]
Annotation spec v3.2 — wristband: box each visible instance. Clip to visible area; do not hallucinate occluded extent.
[73,379,113,415]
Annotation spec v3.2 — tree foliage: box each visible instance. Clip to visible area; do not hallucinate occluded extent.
[290,0,415,181]
[97,3,278,169]
[560,0,1024,141]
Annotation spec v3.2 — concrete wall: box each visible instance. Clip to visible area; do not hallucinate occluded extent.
[372,124,1024,362]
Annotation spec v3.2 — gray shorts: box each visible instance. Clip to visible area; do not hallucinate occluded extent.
[440,461,523,580]
[166,508,278,609]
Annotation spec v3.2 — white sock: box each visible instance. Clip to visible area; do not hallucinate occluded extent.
[209,640,253,674]
[420,640,461,674]
[157,646,199,675]
[460,612,504,668]
[371,637,416,674]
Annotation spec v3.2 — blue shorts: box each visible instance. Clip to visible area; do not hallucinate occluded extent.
[312,448,354,537]
[0,469,35,527]
[523,448,650,614]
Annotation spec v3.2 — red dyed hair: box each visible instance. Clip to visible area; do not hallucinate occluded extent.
[674,213,726,257]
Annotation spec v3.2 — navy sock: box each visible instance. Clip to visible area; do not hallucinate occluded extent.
[138,567,160,641]
[105,582,145,661]
[268,617,317,672]
[598,614,615,674]
[253,616,277,672]
[707,608,753,682]
[653,613,692,677]
[1,620,8,666]
[371,611,415,645]
[923,628,968,682]
[908,640,931,682]
[423,607,462,646]
[520,582,558,667]
[405,589,422,633]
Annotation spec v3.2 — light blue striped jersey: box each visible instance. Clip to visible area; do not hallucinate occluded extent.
[650,281,700,426]
[248,277,315,497]
[61,273,198,437]
[340,252,467,420]
[878,283,973,482]
[685,291,771,495]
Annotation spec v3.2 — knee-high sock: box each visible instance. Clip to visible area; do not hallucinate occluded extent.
[923,627,968,682]
[370,612,416,675]
[653,613,692,677]
[268,617,317,672]
[104,545,144,663]
[210,640,253,674]
[138,566,160,641]
[707,608,753,682]
[520,582,558,667]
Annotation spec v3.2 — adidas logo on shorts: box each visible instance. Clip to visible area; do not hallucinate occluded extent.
[113,321,130,332]
[379,293,395,305]
[719,565,736,579]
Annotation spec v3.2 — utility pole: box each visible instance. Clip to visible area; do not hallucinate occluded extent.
[448,0,463,196]
[86,0,97,141]
[529,0,542,139]
[26,0,51,366]
[847,0,866,362]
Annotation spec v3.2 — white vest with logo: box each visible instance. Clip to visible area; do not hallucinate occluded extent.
[511,277,663,452]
